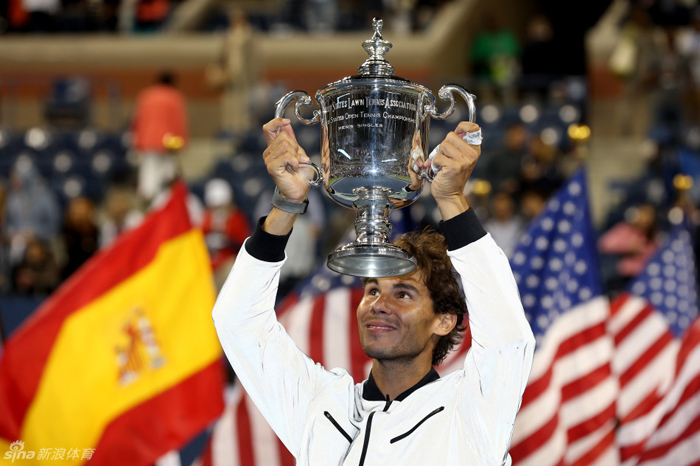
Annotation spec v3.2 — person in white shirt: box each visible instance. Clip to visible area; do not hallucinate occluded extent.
[212,118,535,465]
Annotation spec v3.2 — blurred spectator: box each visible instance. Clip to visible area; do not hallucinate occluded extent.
[99,187,144,248]
[484,191,524,258]
[22,0,59,31]
[117,0,135,32]
[519,134,565,196]
[414,0,443,31]
[599,203,660,284]
[4,160,60,267]
[520,15,559,99]
[470,15,520,102]
[615,5,663,137]
[520,187,548,222]
[135,0,169,31]
[202,178,251,289]
[384,0,413,35]
[6,0,29,30]
[649,26,692,142]
[677,8,700,124]
[206,9,254,133]
[61,196,99,280]
[481,122,528,194]
[131,71,188,201]
[305,0,338,33]
[12,237,60,295]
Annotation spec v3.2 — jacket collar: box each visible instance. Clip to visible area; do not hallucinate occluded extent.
[362,367,440,402]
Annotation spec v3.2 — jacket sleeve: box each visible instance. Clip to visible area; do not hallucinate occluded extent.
[443,211,536,465]
[211,225,340,458]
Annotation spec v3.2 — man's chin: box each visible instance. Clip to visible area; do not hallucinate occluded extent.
[362,344,397,361]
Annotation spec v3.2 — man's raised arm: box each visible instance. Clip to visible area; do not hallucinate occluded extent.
[211,118,337,457]
[427,121,535,465]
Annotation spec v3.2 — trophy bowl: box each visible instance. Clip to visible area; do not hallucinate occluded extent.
[275,18,476,278]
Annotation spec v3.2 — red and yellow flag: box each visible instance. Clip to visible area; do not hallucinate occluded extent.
[0,182,224,465]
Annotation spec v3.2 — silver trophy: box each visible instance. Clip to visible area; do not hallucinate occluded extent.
[276,18,476,278]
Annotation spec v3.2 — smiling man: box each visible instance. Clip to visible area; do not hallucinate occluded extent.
[212,118,535,466]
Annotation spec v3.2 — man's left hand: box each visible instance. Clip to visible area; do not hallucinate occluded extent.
[414,122,481,220]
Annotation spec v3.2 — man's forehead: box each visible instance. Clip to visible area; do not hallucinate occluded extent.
[364,270,425,287]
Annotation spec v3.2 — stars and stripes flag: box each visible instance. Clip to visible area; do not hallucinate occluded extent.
[196,221,473,466]
[610,221,699,466]
[634,312,700,466]
[508,169,619,466]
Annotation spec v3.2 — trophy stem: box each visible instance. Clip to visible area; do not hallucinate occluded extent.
[326,187,417,278]
[354,187,392,245]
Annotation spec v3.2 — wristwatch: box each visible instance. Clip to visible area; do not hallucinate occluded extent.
[272,187,309,214]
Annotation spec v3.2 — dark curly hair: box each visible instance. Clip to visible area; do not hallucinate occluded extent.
[393,229,469,366]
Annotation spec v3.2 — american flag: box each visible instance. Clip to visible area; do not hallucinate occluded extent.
[196,265,366,466]
[508,169,619,466]
[610,222,699,466]
[194,170,700,466]
[634,315,700,466]
[195,220,473,466]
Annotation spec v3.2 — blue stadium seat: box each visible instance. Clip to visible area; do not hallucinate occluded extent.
[44,78,92,128]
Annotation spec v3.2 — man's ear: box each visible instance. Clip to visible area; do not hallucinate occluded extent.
[434,313,457,337]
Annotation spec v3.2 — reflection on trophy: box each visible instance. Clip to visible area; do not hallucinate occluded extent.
[276,18,476,278]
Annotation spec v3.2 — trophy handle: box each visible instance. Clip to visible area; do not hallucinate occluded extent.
[418,85,477,182]
[274,91,324,188]
[424,84,476,122]
[299,162,323,188]
[274,90,321,125]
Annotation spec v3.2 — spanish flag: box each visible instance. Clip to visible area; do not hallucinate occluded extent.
[0,182,224,465]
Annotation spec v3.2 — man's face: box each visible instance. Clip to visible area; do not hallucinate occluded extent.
[357,271,443,364]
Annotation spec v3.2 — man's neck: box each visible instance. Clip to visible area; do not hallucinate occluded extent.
[370,356,434,401]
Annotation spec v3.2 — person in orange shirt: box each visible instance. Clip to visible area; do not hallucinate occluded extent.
[131,72,188,201]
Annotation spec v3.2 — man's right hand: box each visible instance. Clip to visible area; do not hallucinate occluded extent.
[262,118,312,203]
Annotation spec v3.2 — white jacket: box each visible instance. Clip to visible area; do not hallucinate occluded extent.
[213,231,535,466]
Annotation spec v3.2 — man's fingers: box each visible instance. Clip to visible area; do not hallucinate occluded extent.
[265,132,297,157]
[455,121,480,137]
[267,151,300,176]
[444,131,480,160]
[266,139,312,177]
[262,118,293,144]
[298,145,310,164]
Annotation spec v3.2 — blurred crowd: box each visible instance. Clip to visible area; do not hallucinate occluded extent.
[0,0,452,34]
[0,0,174,33]
[3,0,700,305]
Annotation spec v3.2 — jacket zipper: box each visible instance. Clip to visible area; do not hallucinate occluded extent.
[389,406,445,444]
[383,394,392,412]
[358,411,376,466]
[323,411,353,443]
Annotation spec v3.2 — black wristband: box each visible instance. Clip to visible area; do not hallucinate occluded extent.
[244,217,291,262]
[439,209,487,251]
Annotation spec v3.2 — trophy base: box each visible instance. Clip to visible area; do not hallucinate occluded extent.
[327,243,417,278]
